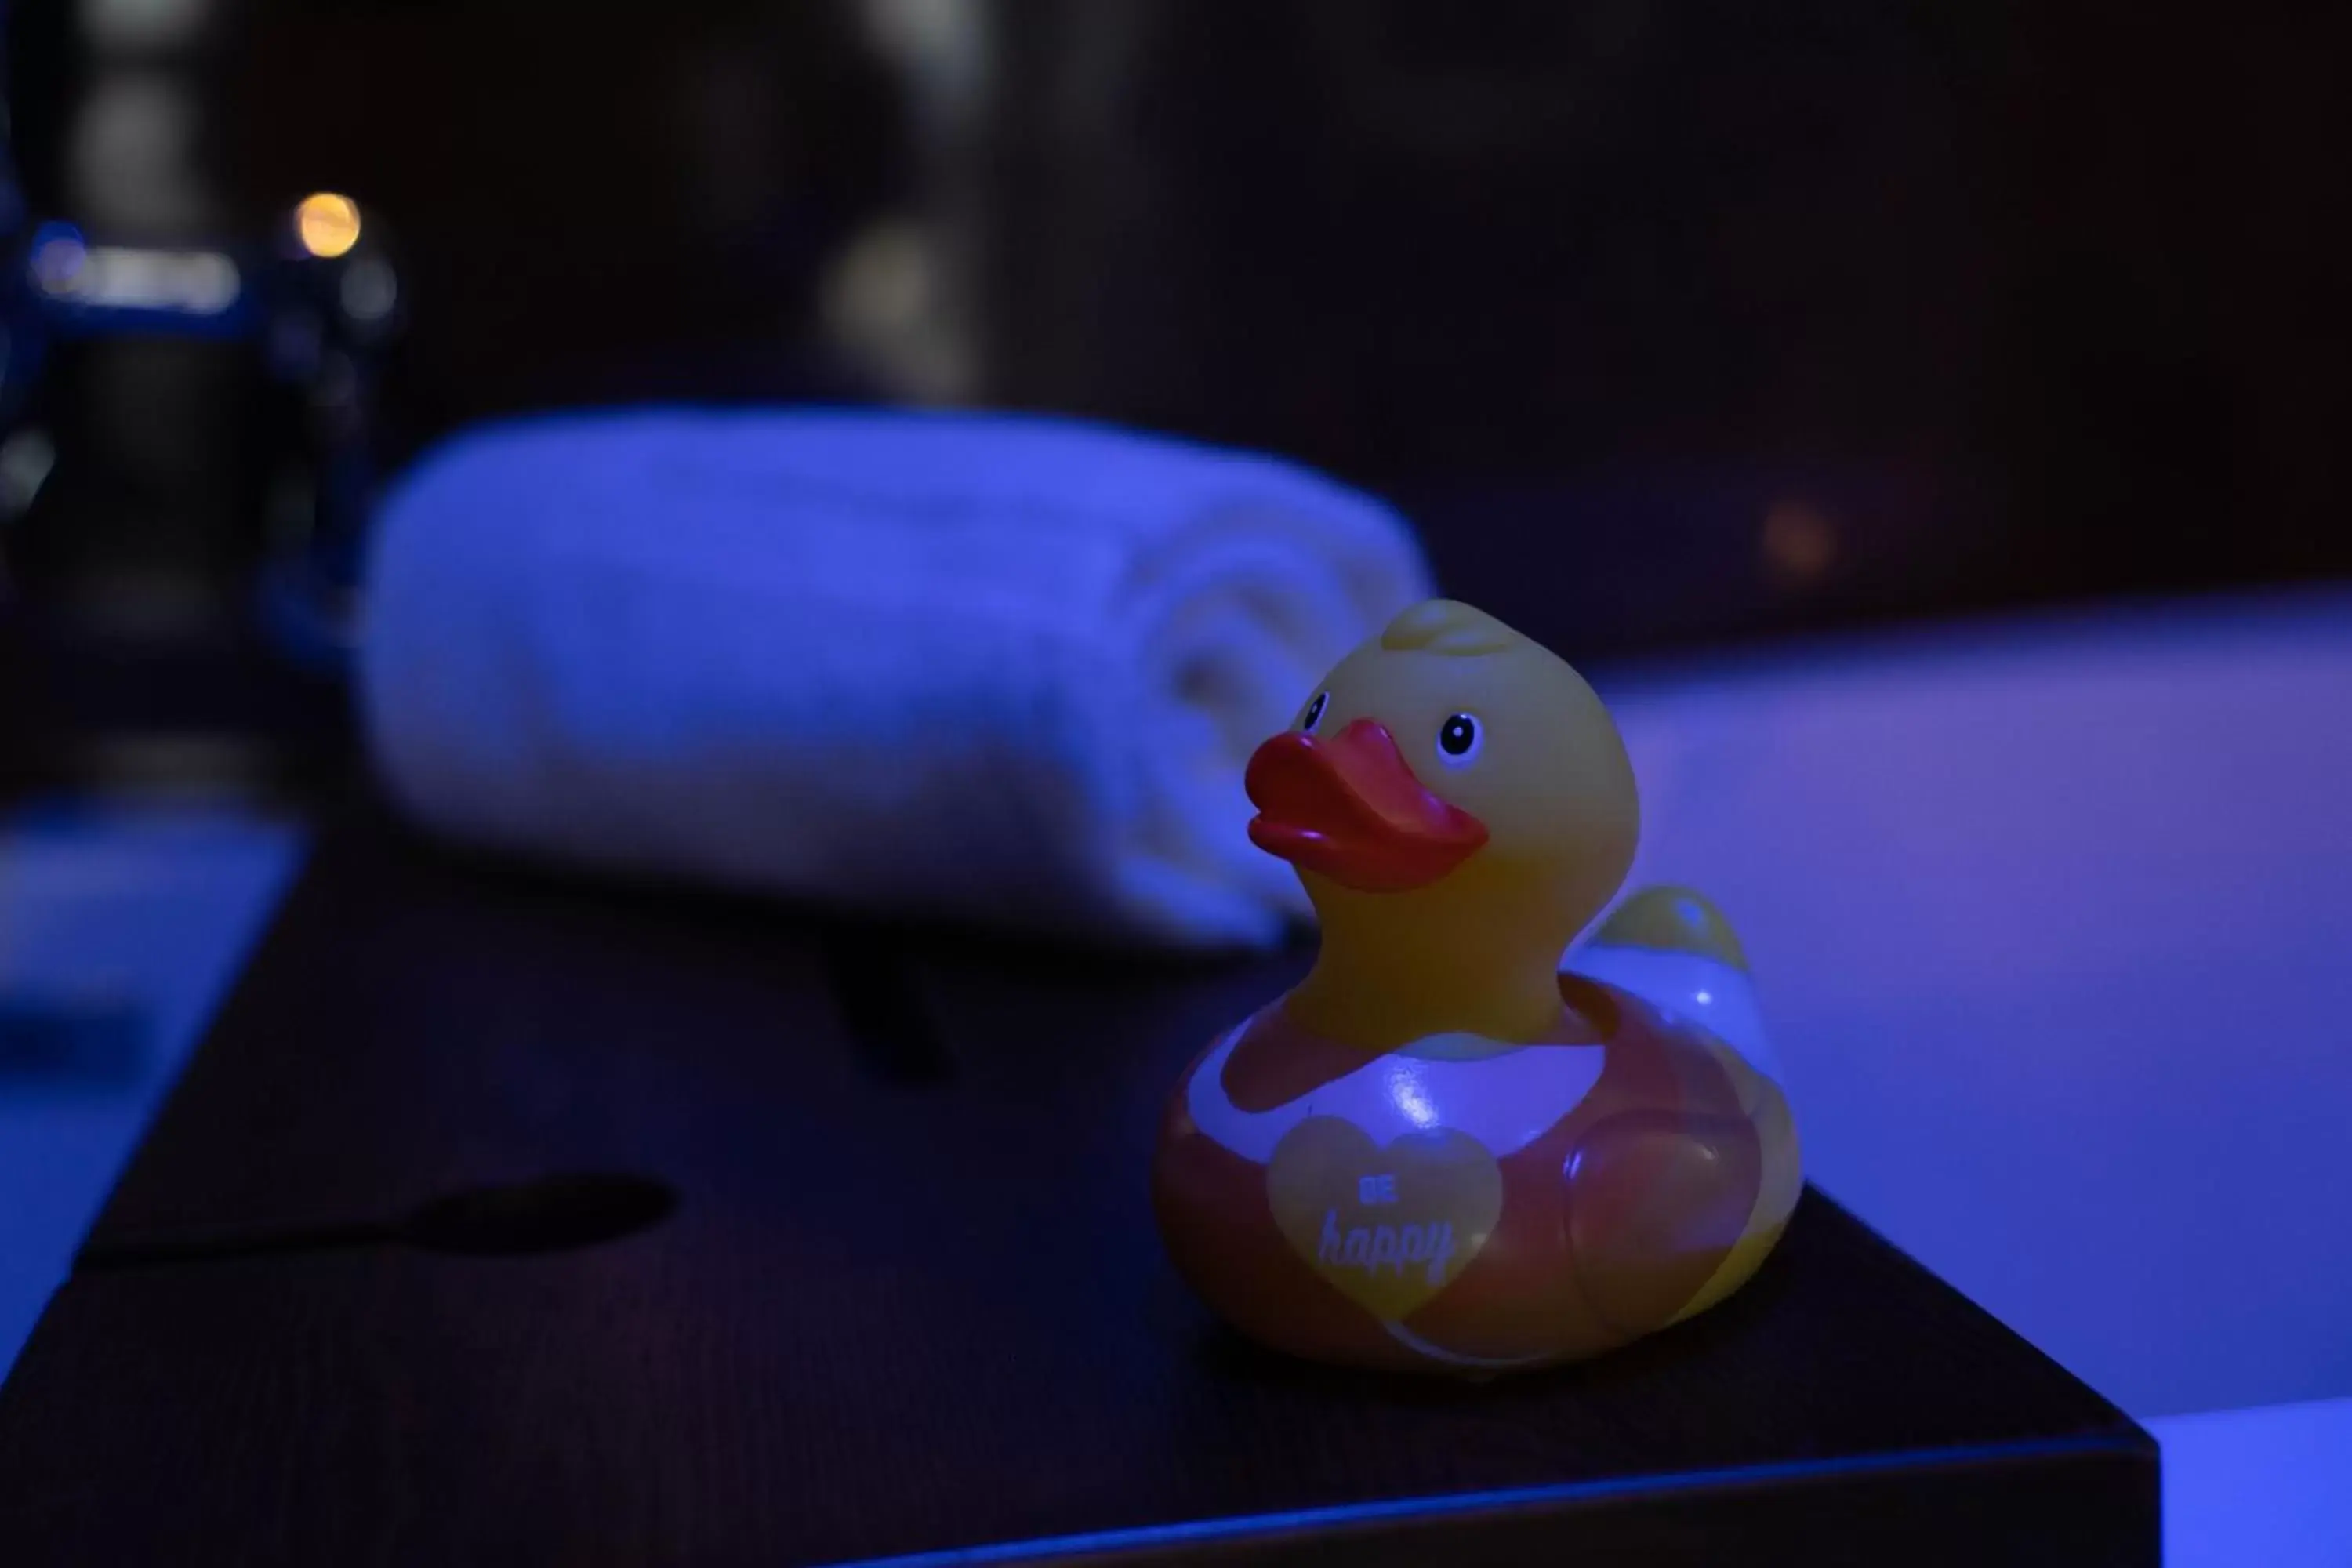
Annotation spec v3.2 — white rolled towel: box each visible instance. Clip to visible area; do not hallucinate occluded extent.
[360,408,1434,947]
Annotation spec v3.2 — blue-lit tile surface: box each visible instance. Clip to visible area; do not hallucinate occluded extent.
[0,808,305,1376]
[1604,587,2352,1421]
[2152,1397,2352,1568]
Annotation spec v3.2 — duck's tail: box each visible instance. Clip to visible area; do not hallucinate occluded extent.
[1570,886,1782,1087]
[1576,886,1804,1323]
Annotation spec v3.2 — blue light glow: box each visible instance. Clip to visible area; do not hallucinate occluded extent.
[823,1436,2143,1566]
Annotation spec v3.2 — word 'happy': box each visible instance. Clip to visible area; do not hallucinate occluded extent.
[1318,1210,1457,1287]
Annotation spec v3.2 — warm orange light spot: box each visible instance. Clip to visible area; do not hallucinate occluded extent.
[1760,499,1838,586]
[296,192,362,259]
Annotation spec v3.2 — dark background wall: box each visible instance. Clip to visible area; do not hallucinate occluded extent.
[8,0,2350,661]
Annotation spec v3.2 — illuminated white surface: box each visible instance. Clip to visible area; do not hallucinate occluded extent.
[2152,1397,2352,1566]
[1603,587,2352,1419]
[0,809,303,1376]
[1597,590,2352,1554]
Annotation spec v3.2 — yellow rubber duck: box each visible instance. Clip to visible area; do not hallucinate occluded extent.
[1153,599,1801,1372]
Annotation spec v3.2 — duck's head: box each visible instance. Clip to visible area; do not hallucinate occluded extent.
[1245,599,1638,1043]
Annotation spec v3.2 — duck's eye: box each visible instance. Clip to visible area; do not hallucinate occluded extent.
[1436,712,1483,766]
[1299,691,1329,732]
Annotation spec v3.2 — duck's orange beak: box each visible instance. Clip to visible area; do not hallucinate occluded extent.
[1246,719,1488,893]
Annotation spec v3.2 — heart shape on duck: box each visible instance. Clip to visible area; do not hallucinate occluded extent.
[1266,1117,1503,1321]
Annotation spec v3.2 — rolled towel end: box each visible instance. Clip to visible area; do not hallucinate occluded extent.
[361,408,1432,949]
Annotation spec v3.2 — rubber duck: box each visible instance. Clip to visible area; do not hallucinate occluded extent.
[1153,599,1801,1373]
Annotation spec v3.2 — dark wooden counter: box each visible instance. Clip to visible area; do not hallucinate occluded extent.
[0,811,2157,1564]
